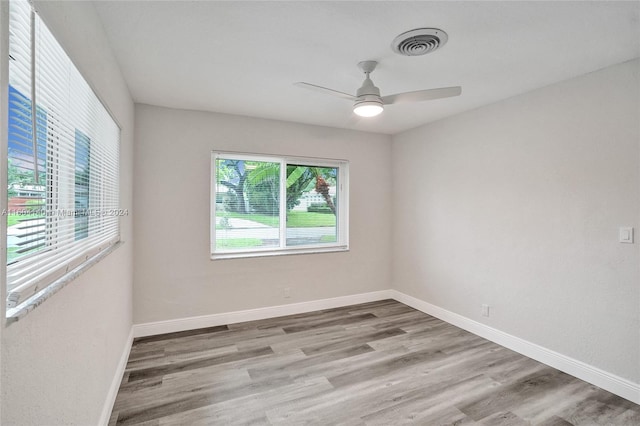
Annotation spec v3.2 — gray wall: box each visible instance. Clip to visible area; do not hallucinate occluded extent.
[1,2,135,424]
[391,59,640,384]
[133,105,392,324]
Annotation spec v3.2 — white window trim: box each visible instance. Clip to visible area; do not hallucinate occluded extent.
[210,151,349,260]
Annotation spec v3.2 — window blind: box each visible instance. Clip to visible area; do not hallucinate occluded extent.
[6,0,120,311]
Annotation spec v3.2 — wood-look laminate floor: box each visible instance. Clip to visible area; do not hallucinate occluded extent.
[109,300,640,425]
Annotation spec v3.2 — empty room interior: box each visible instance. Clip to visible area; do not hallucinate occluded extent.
[1,0,639,425]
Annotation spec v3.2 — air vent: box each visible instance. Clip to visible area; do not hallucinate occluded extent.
[391,28,448,56]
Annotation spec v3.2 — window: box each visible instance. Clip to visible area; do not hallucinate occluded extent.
[5,0,120,316]
[211,152,348,259]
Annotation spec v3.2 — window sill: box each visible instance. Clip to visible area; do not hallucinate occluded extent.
[6,241,124,324]
[211,245,349,260]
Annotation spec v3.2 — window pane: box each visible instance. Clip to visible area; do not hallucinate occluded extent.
[215,158,280,250]
[74,130,90,240]
[7,27,48,265]
[286,165,337,247]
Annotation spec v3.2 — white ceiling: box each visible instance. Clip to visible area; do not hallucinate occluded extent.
[93,1,640,135]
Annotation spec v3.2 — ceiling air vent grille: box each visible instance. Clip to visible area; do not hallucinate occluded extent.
[392,28,448,56]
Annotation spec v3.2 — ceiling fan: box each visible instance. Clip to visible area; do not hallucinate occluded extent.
[295,60,461,118]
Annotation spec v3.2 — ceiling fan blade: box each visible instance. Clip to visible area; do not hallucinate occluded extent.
[294,82,356,101]
[382,86,462,105]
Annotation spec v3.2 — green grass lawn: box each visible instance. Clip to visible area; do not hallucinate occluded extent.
[320,235,337,243]
[288,211,335,227]
[6,213,42,227]
[217,211,335,228]
[216,238,263,249]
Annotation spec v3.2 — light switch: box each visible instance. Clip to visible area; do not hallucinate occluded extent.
[619,227,634,244]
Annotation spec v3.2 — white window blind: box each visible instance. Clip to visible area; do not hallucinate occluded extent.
[6,0,120,312]
[211,152,349,259]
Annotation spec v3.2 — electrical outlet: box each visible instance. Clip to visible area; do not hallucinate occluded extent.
[619,227,634,243]
[481,304,490,317]
[283,287,291,299]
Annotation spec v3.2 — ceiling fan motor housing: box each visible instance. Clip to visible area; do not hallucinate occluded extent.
[354,94,383,107]
[352,75,382,116]
[351,62,384,117]
[356,76,381,98]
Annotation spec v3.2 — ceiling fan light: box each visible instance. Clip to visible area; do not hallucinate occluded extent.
[353,100,384,117]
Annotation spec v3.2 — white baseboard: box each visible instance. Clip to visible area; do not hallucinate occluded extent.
[390,290,640,405]
[132,290,393,338]
[129,288,639,405]
[99,327,134,426]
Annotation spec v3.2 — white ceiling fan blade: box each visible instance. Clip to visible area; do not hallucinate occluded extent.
[294,82,356,101]
[382,86,461,105]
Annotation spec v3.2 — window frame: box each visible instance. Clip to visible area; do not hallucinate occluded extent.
[211,151,349,260]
